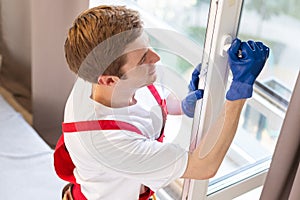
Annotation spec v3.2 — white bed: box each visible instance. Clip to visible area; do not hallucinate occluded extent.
[0,95,66,199]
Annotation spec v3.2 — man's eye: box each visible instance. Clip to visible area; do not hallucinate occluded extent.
[140,56,146,64]
[139,50,149,65]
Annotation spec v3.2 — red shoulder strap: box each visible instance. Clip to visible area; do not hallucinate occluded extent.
[147,84,163,105]
[62,119,142,134]
[147,84,168,117]
[147,84,167,142]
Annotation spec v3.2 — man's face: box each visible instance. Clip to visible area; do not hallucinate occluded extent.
[119,33,160,89]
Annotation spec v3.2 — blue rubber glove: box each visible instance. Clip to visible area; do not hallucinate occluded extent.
[182,63,204,118]
[226,38,270,100]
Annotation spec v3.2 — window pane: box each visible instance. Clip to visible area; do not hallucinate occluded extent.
[135,0,209,46]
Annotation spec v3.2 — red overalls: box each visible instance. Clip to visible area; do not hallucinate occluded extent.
[54,85,168,200]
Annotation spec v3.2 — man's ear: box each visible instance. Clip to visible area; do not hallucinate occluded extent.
[97,75,120,86]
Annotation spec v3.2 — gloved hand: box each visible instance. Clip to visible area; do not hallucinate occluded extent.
[182,63,204,117]
[226,38,270,100]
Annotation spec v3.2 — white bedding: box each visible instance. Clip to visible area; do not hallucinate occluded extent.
[0,95,66,199]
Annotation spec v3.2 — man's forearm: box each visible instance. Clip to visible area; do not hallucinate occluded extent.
[182,99,246,179]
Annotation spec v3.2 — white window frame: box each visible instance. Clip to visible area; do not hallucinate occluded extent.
[207,157,270,200]
[182,0,244,199]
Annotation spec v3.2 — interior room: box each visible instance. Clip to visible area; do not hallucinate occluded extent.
[0,0,299,199]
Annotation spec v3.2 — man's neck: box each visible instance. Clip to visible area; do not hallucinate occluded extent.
[92,84,137,108]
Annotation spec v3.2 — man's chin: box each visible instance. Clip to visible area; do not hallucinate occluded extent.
[136,75,157,88]
[147,75,157,86]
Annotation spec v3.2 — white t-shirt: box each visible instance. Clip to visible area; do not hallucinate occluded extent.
[64,78,188,200]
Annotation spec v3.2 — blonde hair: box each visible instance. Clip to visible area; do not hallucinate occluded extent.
[64,5,143,83]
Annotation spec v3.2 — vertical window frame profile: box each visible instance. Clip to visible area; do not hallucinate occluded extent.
[183,0,244,199]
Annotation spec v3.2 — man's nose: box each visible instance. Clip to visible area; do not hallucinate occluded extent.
[148,49,160,64]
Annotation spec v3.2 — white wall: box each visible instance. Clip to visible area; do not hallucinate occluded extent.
[0,0,91,147]
[0,0,31,88]
[31,0,88,147]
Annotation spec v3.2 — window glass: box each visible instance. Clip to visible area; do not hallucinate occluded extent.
[135,0,209,46]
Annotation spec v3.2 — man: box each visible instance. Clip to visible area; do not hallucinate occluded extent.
[54,5,269,200]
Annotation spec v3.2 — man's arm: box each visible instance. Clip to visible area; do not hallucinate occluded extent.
[182,99,245,179]
[181,39,269,179]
